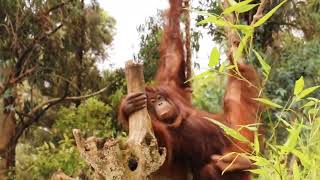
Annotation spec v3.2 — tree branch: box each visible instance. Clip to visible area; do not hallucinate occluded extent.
[27,85,109,116]
[9,66,37,85]
[45,0,73,15]
[251,0,267,26]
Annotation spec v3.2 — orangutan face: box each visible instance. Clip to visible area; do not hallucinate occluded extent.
[152,94,177,121]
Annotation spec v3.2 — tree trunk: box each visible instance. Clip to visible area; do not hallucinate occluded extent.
[0,67,17,179]
[75,0,86,107]
[0,110,16,179]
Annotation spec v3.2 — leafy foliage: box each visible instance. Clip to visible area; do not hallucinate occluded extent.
[16,135,88,180]
[54,98,115,138]
[192,74,225,113]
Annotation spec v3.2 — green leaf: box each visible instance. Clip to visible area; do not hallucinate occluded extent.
[235,4,259,13]
[219,63,226,73]
[283,124,302,152]
[291,149,311,168]
[206,118,250,143]
[253,0,287,27]
[198,15,232,27]
[300,100,316,109]
[232,25,253,33]
[292,160,300,180]
[253,98,283,108]
[254,132,260,154]
[223,0,253,15]
[186,70,212,82]
[253,49,270,77]
[247,168,268,176]
[209,47,220,67]
[294,76,304,95]
[297,86,320,99]
[235,32,252,62]
[308,108,319,115]
[248,156,270,166]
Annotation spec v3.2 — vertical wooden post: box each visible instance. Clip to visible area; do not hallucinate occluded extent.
[125,61,153,145]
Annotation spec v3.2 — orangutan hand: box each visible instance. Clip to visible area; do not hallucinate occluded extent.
[211,153,254,172]
[123,92,147,116]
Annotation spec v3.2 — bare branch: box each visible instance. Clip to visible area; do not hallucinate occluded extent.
[251,0,268,26]
[9,66,37,84]
[28,86,109,116]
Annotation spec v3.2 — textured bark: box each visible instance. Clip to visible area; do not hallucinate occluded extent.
[125,61,153,145]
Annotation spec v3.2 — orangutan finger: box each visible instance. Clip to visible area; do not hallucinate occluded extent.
[128,93,147,103]
[133,100,147,107]
[127,92,145,100]
[135,104,147,111]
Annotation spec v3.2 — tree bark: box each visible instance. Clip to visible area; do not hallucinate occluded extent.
[125,61,153,145]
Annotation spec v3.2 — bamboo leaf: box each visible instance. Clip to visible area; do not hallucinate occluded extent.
[209,47,220,67]
[206,118,250,143]
[235,4,259,13]
[253,0,287,27]
[223,0,253,15]
[232,25,253,32]
[297,86,320,99]
[219,63,225,72]
[247,169,268,176]
[253,98,283,108]
[300,101,316,109]
[248,156,270,166]
[235,32,252,62]
[283,124,302,152]
[292,160,300,180]
[292,149,311,168]
[198,15,232,27]
[294,76,304,95]
[253,49,270,77]
[186,70,212,82]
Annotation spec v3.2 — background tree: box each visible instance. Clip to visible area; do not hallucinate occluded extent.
[0,0,115,178]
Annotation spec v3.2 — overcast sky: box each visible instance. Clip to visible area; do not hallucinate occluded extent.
[98,0,215,72]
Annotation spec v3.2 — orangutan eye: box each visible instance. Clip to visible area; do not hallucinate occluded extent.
[150,98,156,103]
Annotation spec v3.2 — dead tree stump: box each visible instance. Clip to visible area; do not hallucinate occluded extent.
[73,60,165,180]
